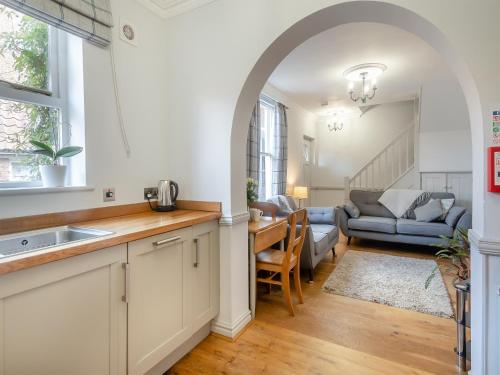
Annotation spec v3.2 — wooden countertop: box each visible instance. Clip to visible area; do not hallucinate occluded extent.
[248,217,287,234]
[0,209,221,276]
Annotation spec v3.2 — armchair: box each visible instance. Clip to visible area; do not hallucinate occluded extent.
[267,195,339,281]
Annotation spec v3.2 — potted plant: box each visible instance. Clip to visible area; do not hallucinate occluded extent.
[247,178,259,207]
[426,227,470,289]
[30,140,83,187]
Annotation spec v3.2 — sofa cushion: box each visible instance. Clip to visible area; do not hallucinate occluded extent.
[311,231,331,255]
[310,224,338,243]
[344,200,360,218]
[414,199,444,222]
[308,207,335,224]
[396,219,453,238]
[348,216,397,234]
[350,190,396,218]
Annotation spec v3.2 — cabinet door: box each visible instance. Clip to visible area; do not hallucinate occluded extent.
[127,228,192,375]
[447,173,473,212]
[191,221,220,331]
[0,245,127,375]
[421,173,447,192]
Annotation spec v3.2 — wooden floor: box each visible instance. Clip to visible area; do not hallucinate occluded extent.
[168,235,464,375]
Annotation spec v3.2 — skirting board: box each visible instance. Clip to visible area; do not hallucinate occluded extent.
[146,322,212,375]
[469,229,500,256]
[211,310,252,339]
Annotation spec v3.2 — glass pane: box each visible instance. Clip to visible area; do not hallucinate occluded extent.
[0,5,50,91]
[0,99,59,182]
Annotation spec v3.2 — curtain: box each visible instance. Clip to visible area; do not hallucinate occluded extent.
[246,101,261,181]
[272,102,288,196]
[0,0,113,47]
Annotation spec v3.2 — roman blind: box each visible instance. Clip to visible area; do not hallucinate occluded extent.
[0,0,113,47]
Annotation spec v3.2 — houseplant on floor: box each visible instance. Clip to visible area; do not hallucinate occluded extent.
[30,140,83,187]
[426,227,470,289]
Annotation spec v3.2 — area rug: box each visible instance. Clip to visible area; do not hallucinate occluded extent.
[322,251,453,318]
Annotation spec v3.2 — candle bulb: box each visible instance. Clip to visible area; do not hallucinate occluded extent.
[348,81,354,92]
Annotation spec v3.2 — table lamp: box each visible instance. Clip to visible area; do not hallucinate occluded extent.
[293,186,308,208]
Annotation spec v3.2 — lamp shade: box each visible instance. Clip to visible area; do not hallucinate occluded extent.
[293,186,308,200]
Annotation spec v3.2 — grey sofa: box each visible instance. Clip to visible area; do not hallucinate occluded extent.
[338,190,472,246]
[268,195,339,281]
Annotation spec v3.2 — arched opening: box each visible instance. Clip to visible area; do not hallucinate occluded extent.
[227,1,485,370]
[230,1,484,231]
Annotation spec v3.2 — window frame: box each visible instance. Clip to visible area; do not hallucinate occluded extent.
[0,23,68,189]
[258,95,278,200]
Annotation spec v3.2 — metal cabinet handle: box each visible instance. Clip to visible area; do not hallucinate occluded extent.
[193,238,199,268]
[153,236,181,248]
[122,263,130,303]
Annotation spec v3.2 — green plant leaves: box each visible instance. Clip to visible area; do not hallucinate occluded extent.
[55,146,83,159]
[30,140,55,159]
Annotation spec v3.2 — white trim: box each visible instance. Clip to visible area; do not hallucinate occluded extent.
[219,212,250,226]
[211,310,251,339]
[0,185,94,196]
[469,229,500,256]
[136,0,216,19]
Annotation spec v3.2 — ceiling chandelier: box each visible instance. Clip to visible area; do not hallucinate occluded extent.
[343,63,387,104]
[327,112,343,132]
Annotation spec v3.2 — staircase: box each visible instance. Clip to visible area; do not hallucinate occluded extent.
[344,122,416,200]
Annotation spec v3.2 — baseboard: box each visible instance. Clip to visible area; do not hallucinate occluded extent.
[146,322,212,375]
[211,310,252,339]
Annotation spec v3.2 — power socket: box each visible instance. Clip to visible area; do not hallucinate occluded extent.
[144,187,158,200]
[103,188,116,202]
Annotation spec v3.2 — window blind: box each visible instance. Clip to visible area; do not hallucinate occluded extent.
[0,0,113,47]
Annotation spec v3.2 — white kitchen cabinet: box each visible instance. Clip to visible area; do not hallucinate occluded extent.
[191,220,219,332]
[127,227,192,375]
[0,220,220,375]
[420,172,472,212]
[0,245,127,375]
[127,221,219,375]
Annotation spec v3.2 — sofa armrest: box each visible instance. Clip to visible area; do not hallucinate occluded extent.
[455,212,472,231]
[306,207,336,225]
[336,206,350,237]
[445,206,467,227]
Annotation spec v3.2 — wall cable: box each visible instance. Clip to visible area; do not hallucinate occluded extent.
[108,17,131,157]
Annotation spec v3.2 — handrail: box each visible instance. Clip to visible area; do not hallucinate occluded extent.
[345,122,416,198]
[350,122,414,181]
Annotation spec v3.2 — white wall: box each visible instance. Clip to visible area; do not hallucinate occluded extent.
[419,130,472,172]
[311,100,415,205]
[0,0,169,219]
[419,67,472,172]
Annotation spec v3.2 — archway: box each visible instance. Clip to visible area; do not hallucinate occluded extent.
[230,1,484,231]
[228,0,485,370]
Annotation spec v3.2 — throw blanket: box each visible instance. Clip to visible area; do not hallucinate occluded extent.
[378,189,424,218]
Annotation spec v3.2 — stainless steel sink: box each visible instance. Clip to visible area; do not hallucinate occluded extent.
[0,227,114,259]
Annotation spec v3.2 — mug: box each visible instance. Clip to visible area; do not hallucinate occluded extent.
[249,208,263,222]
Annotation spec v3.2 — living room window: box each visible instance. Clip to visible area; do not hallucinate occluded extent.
[0,4,71,188]
[259,96,277,200]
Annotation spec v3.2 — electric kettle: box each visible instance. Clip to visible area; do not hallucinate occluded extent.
[156,180,179,212]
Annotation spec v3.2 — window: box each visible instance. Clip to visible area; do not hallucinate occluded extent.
[0,4,68,188]
[258,96,277,200]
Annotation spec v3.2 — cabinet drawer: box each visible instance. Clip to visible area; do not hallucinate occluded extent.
[128,227,192,256]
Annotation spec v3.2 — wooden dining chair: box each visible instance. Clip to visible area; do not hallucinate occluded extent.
[255,208,308,316]
[249,201,279,219]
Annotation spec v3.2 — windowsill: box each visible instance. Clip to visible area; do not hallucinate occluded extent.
[0,185,94,196]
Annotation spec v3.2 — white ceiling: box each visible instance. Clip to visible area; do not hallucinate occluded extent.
[137,0,216,18]
[268,22,448,113]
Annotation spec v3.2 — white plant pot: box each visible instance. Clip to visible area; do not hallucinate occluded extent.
[40,165,67,187]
